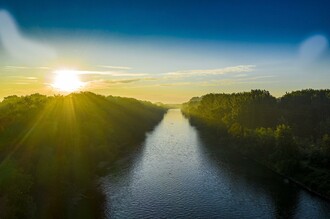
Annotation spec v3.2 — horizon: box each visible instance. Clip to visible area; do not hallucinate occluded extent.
[1,0,330,103]
[1,88,330,105]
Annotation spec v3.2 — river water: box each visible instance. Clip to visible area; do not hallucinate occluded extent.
[101,109,330,218]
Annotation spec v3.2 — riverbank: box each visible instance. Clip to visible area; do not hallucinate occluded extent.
[185,115,330,201]
[0,92,167,219]
[181,90,330,201]
[236,145,330,202]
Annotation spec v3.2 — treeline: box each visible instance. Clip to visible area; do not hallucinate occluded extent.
[0,92,166,218]
[182,89,330,198]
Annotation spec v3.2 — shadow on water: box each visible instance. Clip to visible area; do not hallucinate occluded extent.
[97,122,163,218]
[192,118,329,219]
[72,118,164,219]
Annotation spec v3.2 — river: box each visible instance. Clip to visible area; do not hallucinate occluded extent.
[101,109,330,218]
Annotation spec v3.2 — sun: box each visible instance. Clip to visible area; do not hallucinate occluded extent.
[51,69,85,92]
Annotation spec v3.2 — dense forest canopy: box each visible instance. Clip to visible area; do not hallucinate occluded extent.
[182,89,330,198]
[0,92,166,218]
[183,89,330,138]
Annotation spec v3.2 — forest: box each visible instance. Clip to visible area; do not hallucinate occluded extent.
[0,92,166,218]
[182,89,330,199]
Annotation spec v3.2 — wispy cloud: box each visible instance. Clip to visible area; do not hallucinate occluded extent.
[5,75,38,79]
[165,65,256,78]
[104,79,141,84]
[12,76,38,80]
[57,70,149,77]
[200,75,276,86]
[3,65,29,69]
[2,65,50,70]
[5,75,39,85]
[97,65,132,70]
[138,74,275,88]
[86,77,154,87]
[116,65,259,89]
[0,9,57,64]
[84,70,148,77]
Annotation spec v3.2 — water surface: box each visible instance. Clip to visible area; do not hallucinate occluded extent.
[101,109,330,218]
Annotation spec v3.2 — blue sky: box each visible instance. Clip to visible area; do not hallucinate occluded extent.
[2,0,330,41]
[2,0,330,42]
[0,0,329,103]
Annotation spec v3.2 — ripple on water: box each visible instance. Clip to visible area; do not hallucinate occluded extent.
[101,109,330,219]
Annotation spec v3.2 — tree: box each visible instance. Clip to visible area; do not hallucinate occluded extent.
[275,124,296,157]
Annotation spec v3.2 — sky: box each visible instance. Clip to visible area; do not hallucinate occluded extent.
[0,0,329,103]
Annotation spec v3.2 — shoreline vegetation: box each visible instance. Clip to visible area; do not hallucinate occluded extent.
[0,92,166,219]
[181,89,330,201]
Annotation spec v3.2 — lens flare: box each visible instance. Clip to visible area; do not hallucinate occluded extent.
[299,35,328,62]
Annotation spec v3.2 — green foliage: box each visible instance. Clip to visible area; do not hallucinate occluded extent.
[0,160,35,219]
[321,134,330,160]
[182,89,330,197]
[228,123,244,138]
[274,124,296,158]
[279,89,330,138]
[253,127,276,156]
[182,89,278,129]
[0,92,166,218]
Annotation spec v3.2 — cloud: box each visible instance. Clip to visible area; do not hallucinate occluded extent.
[0,9,57,64]
[4,75,39,85]
[123,65,259,88]
[2,65,50,70]
[149,74,274,88]
[8,76,38,80]
[105,79,141,84]
[64,70,149,77]
[299,35,328,63]
[165,65,256,78]
[84,78,145,90]
[86,78,152,86]
[97,65,132,70]
[3,65,29,69]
